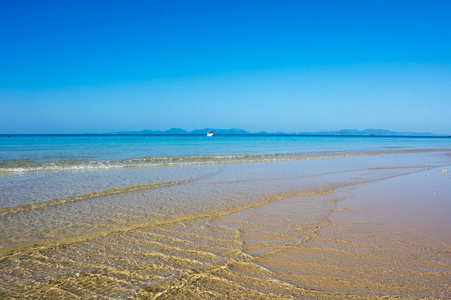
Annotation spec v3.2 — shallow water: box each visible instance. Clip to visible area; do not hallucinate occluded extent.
[0,136,450,298]
[1,134,450,173]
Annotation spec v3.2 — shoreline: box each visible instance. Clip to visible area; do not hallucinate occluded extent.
[1,151,450,298]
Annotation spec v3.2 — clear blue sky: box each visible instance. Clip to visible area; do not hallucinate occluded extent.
[1,0,450,134]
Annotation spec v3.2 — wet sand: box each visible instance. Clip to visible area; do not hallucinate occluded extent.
[1,152,450,299]
[343,166,451,245]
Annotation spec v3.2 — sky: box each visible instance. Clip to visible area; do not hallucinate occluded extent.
[1,0,450,134]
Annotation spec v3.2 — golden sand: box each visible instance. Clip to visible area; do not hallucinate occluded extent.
[1,157,450,299]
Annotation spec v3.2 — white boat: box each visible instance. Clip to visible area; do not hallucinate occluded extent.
[207,130,214,137]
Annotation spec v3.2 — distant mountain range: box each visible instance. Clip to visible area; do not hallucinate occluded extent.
[107,128,445,136]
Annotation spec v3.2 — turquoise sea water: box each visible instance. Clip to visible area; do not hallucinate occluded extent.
[1,134,450,172]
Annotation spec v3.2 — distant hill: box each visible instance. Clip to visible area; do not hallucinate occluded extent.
[107,128,441,136]
[296,129,438,136]
[109,128,253,135]
[190,128,251,135]
[111,128,189,135]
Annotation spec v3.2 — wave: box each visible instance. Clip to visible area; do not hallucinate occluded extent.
[0,149,449,174]
[0,155,256,173]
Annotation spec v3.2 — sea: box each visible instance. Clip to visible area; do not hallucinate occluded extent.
[1,134,450,173]
[1,134,450,298]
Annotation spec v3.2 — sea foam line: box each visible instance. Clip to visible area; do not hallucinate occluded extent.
[0,149,449,174]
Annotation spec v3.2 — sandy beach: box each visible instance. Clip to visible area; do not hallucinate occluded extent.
[1,149,450,299]
[3,0,450,297]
